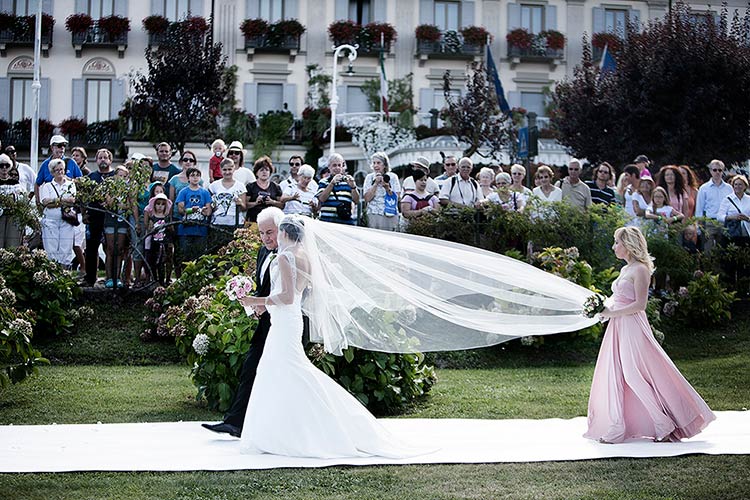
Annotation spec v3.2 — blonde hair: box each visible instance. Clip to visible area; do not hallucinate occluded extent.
[731,174,749,190]
[651,186,670,206]
[211,139,226,150]
[614,226,655,275]
[478,167,494,182]
[510,163,526,175]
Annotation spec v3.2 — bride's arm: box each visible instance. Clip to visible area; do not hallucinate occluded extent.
[239,255,296,307]
[600,264,650,319]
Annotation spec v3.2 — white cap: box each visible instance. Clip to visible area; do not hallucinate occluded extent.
[50,135,68,146]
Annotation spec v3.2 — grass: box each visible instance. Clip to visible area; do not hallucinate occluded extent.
[0,302,749,499]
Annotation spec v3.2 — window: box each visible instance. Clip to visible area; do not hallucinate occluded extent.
[87,0,115,18]
[162,0,198,21]
[257,83,284,114]
[346,86,370,113]
[10,78,33,122]
[687,12,715,29]
[520,4,544,34]
[604,9,628,38]
[86,79,111,123]
[260,0,283,22]
[348,0,371,25]
[13,0,35,15]
[435,1,459,32]
[521,91,545,118]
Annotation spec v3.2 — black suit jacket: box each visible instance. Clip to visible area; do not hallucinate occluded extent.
[250,246,274,346]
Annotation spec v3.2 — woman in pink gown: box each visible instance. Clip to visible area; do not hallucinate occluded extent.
[584,226,715,443]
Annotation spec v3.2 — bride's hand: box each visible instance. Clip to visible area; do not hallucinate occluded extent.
[239,296,261,308]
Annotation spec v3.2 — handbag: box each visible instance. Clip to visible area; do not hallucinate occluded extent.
[51,183,80,226]
[724,196,744,238]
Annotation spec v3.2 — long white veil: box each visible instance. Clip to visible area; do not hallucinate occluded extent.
[283,216,598,355]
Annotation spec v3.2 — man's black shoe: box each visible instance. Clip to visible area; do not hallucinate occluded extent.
[201,422,241,438]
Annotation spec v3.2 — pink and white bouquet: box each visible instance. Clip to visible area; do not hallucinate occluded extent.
[225,275,255,301]
[582,293,606,319]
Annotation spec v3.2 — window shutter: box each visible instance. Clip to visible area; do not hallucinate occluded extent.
[545,5,557,31]
[461,0,475,29]
[114,0,128,17]
[419,0,434,25]
[110,78,125,120]
[507,91,521,109]
[151,0,163,16]
[72,79,85,119]
[334,0,347,20]
[372,0,387,22]
[507,3,521,31]
[337,85,348,113]
[629,9,641,30]
[74,0,86,13]
[592,7,605,34]
[246,0,260,18]
[0,78,10,121]
[285,0,299,19]
[244,83,258,115]
[40,77,50,120]
[283,83,297,115]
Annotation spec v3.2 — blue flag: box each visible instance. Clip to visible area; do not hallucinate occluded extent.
[600,44,616,75]
[486,45,511,115]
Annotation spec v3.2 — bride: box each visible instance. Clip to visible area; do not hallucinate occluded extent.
[237,215,426,458]
[235,211,600,458]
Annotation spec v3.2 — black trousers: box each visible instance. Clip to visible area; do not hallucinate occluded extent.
[84,218,105,285]
[223,312,310,429]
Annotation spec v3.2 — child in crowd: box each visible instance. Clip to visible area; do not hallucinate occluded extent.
[645,186,683,224]
[209,139,227,182]
[175,167,212,266]
[144,192,174,286]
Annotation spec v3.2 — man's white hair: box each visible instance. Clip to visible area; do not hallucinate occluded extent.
[257,207,284,227]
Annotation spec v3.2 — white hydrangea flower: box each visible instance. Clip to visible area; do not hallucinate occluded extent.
[192,334,210,356]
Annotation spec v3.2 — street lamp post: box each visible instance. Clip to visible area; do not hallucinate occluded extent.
[329,44,358,155]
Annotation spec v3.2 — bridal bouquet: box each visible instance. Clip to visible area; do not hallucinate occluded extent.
[583,293,606,318]
[225,275,255,301]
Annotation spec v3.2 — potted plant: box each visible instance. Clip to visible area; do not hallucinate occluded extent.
[363,21,396,50]
[183,15,208,35]
[0,12,14,33]
[267,19,304,48]
[328,19,359,45]
[542,29,565,50]
[506,28,532,49]
[98,15,130,41]
[142,15,170,35]
[274,19,305,37]
[65,13,93,34]
[591,32,623,52]
[240,18,269,39]
[460,25,490,47]
[415,24,441,43]
[59,117,87,138]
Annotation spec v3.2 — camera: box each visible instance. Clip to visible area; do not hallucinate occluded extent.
[382,173,390,184]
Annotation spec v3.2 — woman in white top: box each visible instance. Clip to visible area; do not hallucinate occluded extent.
[717,174,750,239]
[477,167,496,199]
[531,165,562,202]
[363,152,401,231]
[485,172,525,212]
[281,164,318,217]
[510,163,533,199]
[39,158,77,266]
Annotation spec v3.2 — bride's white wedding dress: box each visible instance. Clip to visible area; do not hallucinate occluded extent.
[239,251,426,458]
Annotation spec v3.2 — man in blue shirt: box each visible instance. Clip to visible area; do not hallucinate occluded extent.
[34,135,82,205]
[695,159,733,220]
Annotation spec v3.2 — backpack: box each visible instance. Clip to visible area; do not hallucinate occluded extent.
[404,192,433,210]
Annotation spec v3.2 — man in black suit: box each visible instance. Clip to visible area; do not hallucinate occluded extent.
[202,207,284,438]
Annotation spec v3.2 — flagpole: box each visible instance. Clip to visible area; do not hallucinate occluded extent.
[380,32,384,117]
[30,0,42,174]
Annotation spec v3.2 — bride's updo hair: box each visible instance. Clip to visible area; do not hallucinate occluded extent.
[614,226,655,275]
[279,216,305,242]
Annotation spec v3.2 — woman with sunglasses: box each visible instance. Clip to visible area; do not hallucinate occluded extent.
[168,151,203,218]
[0,153,26,248]
[225,141,256,187]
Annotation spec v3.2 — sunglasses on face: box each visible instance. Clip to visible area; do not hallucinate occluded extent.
[181,158,196,163]
[712,168,723,172]
[445,162,457,167]
[52,144,66,148]
[290,162,302,167]
[0,163,11,169]
[512,172,523,175]
[6,150,16,154]
[228,150,241,155]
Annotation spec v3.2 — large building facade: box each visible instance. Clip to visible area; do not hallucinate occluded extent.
[0,0,745,164]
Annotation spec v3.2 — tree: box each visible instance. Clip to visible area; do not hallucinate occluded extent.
[553,3,750,167]
[441,62,513,158]
[130,20,229,154]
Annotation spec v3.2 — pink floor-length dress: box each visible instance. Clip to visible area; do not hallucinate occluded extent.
[584,278,716,443]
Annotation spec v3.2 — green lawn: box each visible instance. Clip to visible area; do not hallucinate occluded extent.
[1,301,749,499]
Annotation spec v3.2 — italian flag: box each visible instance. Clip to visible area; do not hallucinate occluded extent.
[379,43,389,117]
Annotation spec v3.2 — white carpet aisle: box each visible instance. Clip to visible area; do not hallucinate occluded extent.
[1,411,748,472]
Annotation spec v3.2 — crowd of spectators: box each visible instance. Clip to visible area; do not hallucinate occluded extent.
[0,132,748,288]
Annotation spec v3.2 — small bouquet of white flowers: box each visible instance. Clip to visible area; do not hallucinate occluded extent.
[583,293,606,319]
[225,275,255,301]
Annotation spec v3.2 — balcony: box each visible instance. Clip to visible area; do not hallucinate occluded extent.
[506,30,565,70]
[145,16,210,50]
[71,20,128,58]
[328,21,396,58]
[245,33,301,61]
[0,15,54,57]
[416,30,484,65]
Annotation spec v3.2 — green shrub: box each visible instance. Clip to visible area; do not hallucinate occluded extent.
[0,275,47,388]
[645,226,698,289]
[0,247,84,337]
[146,228,436,414]
[665,271,736,326]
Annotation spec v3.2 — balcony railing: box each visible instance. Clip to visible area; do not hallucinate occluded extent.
[71,21,128,58]
[245,33,301,51]
[508,45,564,61]
[416,33,483,60]
[0,23,53,57]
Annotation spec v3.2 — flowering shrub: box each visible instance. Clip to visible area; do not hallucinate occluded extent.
[328,19,359,44]
[347,120,416,158]
[65,13,93,34]
[240,18,269,38]
[142,15,170,34]
[661,271,736,326]
[59,117,87,137]
[506,28,533,49]
[591,32,623,52]
[0,275,47,388]
[98,15,130,38]
[0,248,89,337]
[460,26,490,46]
[145,228,435,414]
[542,30,565,50]
[415,24,441,42]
